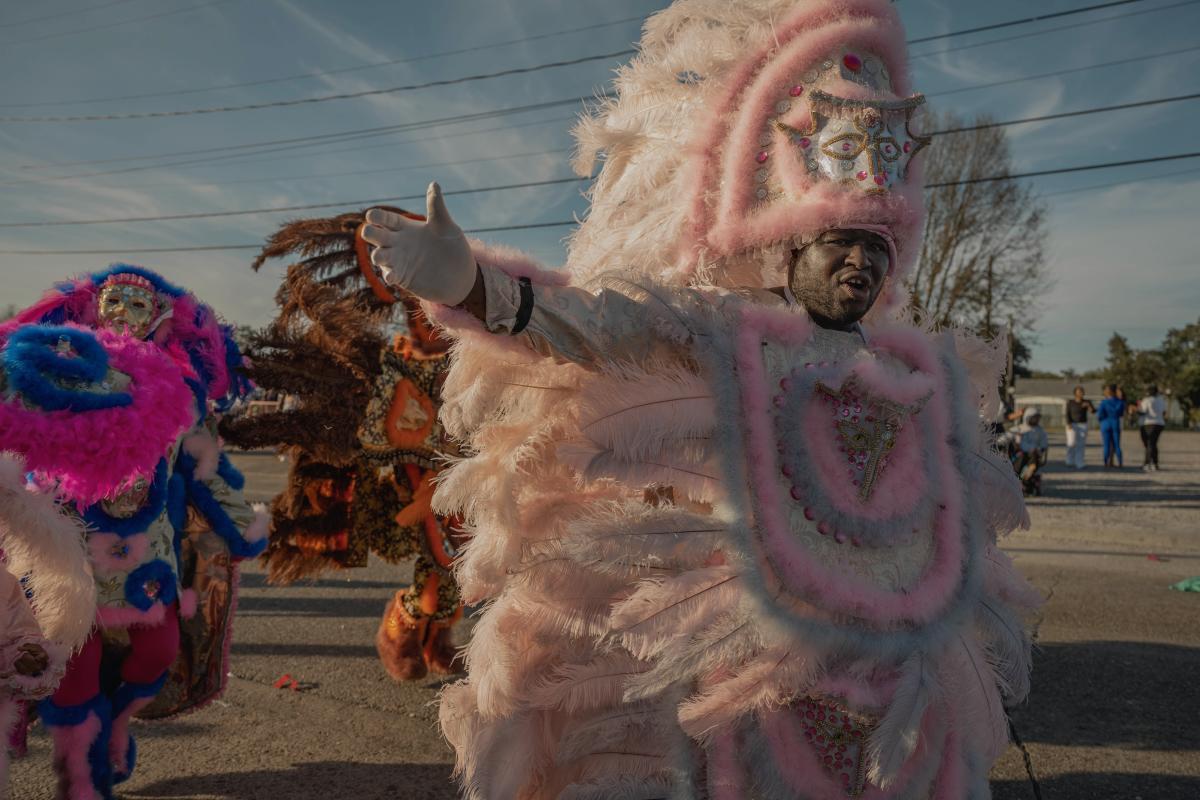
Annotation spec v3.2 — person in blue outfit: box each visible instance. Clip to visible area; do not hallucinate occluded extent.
[1097,383,1127,468]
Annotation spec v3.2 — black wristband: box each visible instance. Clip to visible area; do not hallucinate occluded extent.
[511,276,534,335]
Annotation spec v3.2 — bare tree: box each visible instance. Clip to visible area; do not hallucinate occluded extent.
[907,113,1049,338]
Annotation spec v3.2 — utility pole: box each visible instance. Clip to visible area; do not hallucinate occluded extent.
[1006,316,1015,410]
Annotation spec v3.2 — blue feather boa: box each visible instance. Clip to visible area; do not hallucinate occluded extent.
[3,325,132,412]
[175,451,265,559]
[123,559,178,611]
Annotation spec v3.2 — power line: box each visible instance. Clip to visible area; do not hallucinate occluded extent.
[0,176,592,228]
[5,89,1195,204]
[0,221,582,255]
[0,100,594,187]
[0,1,1153,122]
[0,0,237,47]
[928,44,1200,98]
[12,32,1197,186]
[907,0,1141,44]
[929,92,1200,135]
[0,13,648,109]
[925,151,1200,188]
[3,151,1198,239]
[1041,165,1200,197]
[0,0,143,30]
[4,153,1195,256]
[0,49,635,123]
[910,0,1200,61]
[87,147,575,191]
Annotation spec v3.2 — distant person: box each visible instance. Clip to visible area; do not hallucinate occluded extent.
[1138,384,1167,471]
[1011,407,1049,495]
[1064,385,1096,469]
[1097,383,1127,467]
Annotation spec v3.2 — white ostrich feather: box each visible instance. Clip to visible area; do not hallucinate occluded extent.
[527,652,649,714]
[560,774,676,800]
[611,565,743,660]
[556,704,667,765]
[623,610,763,702]
[866,653,936,788]
[0,453,95,649]
[677,645,821,742]
[975,598,1033,705]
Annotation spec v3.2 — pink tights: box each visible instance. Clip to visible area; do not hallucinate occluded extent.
[52,607,180,706]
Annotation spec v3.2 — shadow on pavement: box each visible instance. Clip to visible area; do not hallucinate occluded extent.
[128,761,457,800]
[237,594,388,619]
[231,643,378,659]
[240,572,402,591]
[1011,641,1199,750]
[1027,476,1200,508]
[992,772,1200,800]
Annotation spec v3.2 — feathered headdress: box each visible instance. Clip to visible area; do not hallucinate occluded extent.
[0,264,250,412]
[568,0,926,309]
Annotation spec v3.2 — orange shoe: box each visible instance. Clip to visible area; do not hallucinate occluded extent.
[375,591,428,682]
[422,620,459,675]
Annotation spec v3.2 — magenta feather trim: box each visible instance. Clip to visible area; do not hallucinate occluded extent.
[0,270,234,402]
[1,327,194,505]
[98,601,167,629]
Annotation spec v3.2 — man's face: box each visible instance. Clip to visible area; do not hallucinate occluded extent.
[788,228,890,329]
[97,284,158,338]
[1074,388,1085,401]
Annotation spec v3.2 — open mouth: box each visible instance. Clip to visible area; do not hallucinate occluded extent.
[838,272,872,300]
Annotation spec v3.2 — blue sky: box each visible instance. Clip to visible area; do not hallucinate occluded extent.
[1,0,1197,372]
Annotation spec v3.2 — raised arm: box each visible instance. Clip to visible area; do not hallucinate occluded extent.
[360,182,690,367]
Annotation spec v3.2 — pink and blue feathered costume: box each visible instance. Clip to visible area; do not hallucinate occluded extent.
[1,265,265,800]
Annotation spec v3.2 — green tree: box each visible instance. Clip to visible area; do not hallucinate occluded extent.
[1161,320,1200,423]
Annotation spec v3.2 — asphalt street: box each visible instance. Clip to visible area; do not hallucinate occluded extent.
[10,432,1200,799]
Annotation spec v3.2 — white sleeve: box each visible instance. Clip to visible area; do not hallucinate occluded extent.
[479,267,694,367]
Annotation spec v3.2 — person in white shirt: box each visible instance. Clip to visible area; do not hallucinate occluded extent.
[1138,385,1167,470]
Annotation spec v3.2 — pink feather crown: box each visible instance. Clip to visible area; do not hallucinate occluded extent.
[682,0,928,289]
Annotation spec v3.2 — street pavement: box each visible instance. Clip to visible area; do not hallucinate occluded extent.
[10,433,1200,799]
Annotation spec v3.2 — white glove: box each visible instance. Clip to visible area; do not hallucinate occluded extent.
[360,181,477,306]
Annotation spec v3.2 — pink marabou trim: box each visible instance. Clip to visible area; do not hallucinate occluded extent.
[109,695,154,770]
[760,699,944,800]
[87,533,150,576]
[178,589,198,619]
[760,708,844,800]
[98,601,167,629]
[0,280,101,342]
[735,306,965,626]
[931,725,965,800]
[49,711,102,800]
[680,0,924,282]
[0,326,194,506]
[706,729,747,800]
[467,239,567,286]
[182,431,220,481]
[812,671,898,710]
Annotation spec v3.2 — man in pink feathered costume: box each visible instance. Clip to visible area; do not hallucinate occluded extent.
[365,1,1040,797]
[0,320,201,798]
[1,266,266,800]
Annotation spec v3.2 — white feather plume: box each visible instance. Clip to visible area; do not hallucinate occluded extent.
[866,653,936,788]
